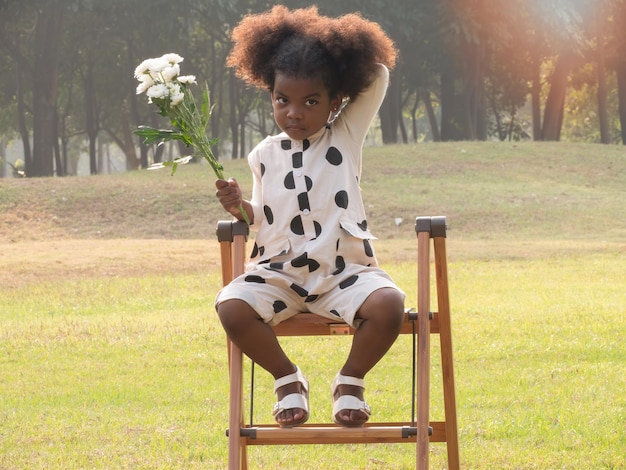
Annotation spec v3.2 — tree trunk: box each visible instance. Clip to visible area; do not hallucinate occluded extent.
[541,51,576,141]
[530,56,542,141]
[229,74,239,159]
[16,62,32,172]
[0,138,6,178]
[595,12,610,144]
[53,109,64,176]
[617,61,626,145]
[462,38,487,140]
[421,88,440,142]
[84,57,99,174]
[612,0,626,145]
[440,60,466,141]
[379,70,401,144]
[30,2,64,177]
[106,114,140,171]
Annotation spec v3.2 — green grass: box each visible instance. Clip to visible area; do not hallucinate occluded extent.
[1,141,625,243]
[1,256,624,468]
[0,141,625,468]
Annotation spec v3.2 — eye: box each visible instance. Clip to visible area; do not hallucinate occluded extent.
[275,96,288,104]
[305,99,318,106]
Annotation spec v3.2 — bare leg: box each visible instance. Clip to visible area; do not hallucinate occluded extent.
[217,299,306,426]
[334,287,405,426]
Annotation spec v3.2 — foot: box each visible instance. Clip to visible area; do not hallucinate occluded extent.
[332,374,371,427]
[272,366,309,428]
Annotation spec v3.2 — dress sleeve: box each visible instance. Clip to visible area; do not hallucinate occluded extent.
[338,64,389,145]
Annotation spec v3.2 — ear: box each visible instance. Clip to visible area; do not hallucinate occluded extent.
[331,94,344,113]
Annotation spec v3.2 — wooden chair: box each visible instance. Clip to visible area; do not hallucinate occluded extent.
[216,216,459,469]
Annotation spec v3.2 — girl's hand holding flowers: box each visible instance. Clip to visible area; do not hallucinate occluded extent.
[134,53,249,224]
[215,178,252,223]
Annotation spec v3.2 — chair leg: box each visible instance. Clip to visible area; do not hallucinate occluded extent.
[434,236,460,470]
[416,230,431,470]
[228,340,244,470]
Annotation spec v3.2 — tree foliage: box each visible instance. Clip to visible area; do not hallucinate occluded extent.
[0,0,625,177]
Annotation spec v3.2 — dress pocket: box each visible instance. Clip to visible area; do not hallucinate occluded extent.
[339,219,377,240]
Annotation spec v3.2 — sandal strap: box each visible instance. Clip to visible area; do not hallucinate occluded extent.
[273,392,310,416]
[274,366,308,393]
[331,373,365,395]
[332,395,371,415]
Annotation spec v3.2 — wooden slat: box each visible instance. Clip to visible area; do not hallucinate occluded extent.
[272,311,440,336]
[232,421,448,446]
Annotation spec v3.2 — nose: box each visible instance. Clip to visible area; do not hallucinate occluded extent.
[286,105,303,120]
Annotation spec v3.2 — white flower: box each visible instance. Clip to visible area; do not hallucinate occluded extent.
[134,58,156,78]
[168,83,184,106]
[136,75,155,94]
[161,64,180,82]
[146,83,168,100]
[161,53,184,65]
[177,75,197,85]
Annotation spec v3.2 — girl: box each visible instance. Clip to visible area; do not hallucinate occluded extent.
[215,6,405,428]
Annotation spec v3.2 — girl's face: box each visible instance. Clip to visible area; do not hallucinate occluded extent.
[271,72,342,141]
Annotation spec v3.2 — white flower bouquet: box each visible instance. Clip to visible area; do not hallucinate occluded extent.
[134,53,249,223]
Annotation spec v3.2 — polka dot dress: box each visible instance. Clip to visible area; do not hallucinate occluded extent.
[216,65,404,326]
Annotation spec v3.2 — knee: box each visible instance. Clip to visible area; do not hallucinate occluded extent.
[216,299,259,333]
[362,288,405,333]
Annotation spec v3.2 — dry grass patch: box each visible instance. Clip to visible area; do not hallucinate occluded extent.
[1,239,221,288]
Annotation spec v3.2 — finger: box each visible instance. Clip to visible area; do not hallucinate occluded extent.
[215,179,229,189]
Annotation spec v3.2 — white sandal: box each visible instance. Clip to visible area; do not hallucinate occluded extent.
[272,366,309,428]
[331,373,371,427]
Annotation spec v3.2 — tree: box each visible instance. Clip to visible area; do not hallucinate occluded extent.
[612,0,626,144]
[30,1,65,176]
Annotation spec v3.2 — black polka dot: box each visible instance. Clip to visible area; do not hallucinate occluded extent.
[305,176,313,191]
[268,262,284,270]
[281,140,291,150]
[263,205,274,224]
[251,243,259,258]
[330,309,340,317]
[339,275,359,289]
[297,192,310,212]
[358,220,368,231]
[273,300,288,313]
[303,139,310,151]
[290,283,309,298]
[292,152,303,168]
[245,275,266,284]
[291,252,320,272]
[314,221,322,238]
[335,190,348,209]
[290,216,304,235]
[332,256,345,275]
[325,147,343,166]
[261,163,266,176]
[363,239,374,257]
[291,253,308,268]
[305,295,318,303]
[284,172,295,190]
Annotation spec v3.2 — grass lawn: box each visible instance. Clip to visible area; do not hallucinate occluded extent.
[0,141,624,468]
